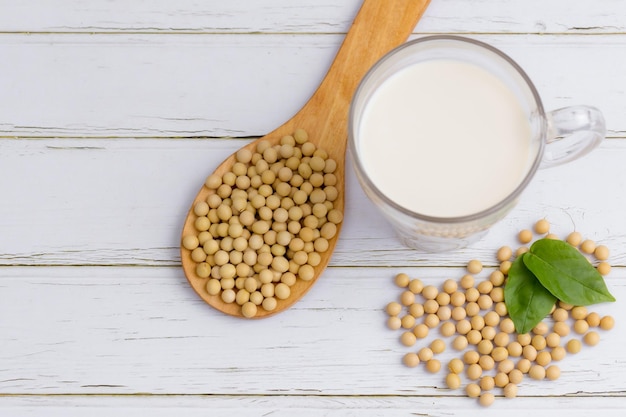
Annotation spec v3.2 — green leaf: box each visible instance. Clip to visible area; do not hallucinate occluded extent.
[504,253,557,334]
[523,238,615,306]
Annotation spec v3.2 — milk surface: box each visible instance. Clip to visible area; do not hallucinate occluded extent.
[358,59,532,218]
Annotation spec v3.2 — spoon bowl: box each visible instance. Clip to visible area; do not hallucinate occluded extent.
[181,0,431,318]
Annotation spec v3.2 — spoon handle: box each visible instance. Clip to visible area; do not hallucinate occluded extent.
[287,0,431,150]
[181,0,432,319]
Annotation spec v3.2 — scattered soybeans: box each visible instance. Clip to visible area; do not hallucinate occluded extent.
[467,260,483,274]
[479,392,495,407]
[529,364,546,380]
[598,261,611,275]
[384,218,615,408]
[466,383,481,398]
[479,375,495,391]
[534,219,550,234]
[497,246,513,262]
[503,382,518,398]
[400,331,417,347]
[403,352,420,368]
[595,245,610,260]
[446,373,462,389]
[580,239,596,254]
[518,229,533,244]
[448,358,465,374]
[566,338,582,354]
[395,273,410,288]
[566,231,582,246]
[426,359,441,373]
[600,315,615,330]
[508,369,523,385]
[583,331,600,346]
[546,365,561,381]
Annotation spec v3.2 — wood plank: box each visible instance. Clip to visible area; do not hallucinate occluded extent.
[0,34,625,138]
[1,0,624,34]
[3,1,624,412]
[0,266,623,395]
[0,138,625,267]
[1,395,625,416]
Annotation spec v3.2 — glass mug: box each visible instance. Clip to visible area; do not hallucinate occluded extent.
[348,35,605,252]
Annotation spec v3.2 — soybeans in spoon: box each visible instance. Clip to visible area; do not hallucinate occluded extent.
[182,128,342,318]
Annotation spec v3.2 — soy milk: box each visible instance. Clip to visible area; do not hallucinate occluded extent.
[358,59,532,218]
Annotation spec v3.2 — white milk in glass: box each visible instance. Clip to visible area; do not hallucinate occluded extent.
[358,59,532,218]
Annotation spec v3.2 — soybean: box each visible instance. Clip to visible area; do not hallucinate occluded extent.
[384,226,615,408]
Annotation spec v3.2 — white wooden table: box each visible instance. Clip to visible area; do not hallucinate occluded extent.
[1,1,625,415]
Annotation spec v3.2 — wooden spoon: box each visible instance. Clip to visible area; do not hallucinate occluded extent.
[181,0,431,318]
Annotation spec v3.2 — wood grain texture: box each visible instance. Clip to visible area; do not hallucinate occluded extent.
[1,35,625,138]
[1,0,625,413]
[1,138,624,267]
[0,0,624,34]
[1,395,626,416]
[0,266,623,395]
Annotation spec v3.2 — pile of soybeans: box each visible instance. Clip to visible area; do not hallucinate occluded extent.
[385,219,615,407]
[181,129,343,318]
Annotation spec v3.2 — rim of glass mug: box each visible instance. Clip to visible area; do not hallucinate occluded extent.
[348,34,605,227]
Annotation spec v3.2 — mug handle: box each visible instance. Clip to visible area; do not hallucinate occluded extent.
[541,105,606,168]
